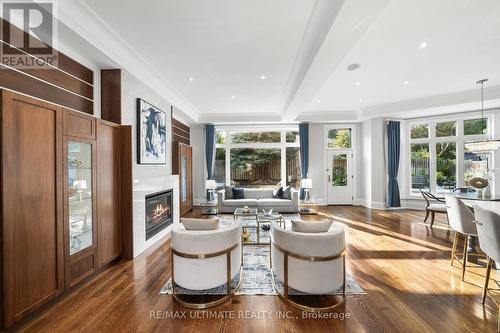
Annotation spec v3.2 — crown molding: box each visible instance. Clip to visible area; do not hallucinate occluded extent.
[359,85,500,120]
[55,0,200,122]
[199,112,282,124]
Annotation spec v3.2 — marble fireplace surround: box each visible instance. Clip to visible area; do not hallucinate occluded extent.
[133,175,180,257]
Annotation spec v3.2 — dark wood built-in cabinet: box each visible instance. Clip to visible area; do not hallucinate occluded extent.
[97,121,123,266]
[0,90,131,329]
[172,142,193,215]
[0,91,65,328]
[171,116,192,216]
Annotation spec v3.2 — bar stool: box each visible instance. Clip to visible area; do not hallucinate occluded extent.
[473,205,500,328]
[445,196,478,281]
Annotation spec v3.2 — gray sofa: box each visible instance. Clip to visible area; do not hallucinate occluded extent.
[217,188,299,214]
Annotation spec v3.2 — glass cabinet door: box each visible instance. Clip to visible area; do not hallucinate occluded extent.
[67,141,93,255]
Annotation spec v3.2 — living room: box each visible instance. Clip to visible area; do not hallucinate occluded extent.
[0,1,500,332]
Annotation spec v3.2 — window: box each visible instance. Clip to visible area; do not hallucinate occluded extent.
[436,142,456,193]
[230,148,281,187]
[411,124,429,139]
[411,144,430,191]
[215,128,300,188]
[464,118,487,135]
[286,131,299,143]
[215,148,225,185]
[464,144,491,187]
[436,121,456,137]
[327,128,351,148]
[408,115,490,195]
[331,154,348,186]
[230,131,281,143]
[286,147,301,188]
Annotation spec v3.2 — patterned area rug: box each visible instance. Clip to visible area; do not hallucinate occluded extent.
[160,245,365,296]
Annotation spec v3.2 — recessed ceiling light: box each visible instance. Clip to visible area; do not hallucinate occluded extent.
[347,63,361,71]
[404,80,409,85]
[317,99,321,103]
[260,75,267,80]
[212,108,216,112]
[231,95,236,99]
[356,81,360,86]
[358,98,363,102]
[188,77,194,81]
[419,41,427,49]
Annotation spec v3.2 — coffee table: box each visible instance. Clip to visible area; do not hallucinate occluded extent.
[233,208,285,245]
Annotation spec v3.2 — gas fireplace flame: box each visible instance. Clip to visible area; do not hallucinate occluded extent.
[153,203,168,217]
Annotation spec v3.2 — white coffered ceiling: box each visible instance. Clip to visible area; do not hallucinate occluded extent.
[60,0,500,123]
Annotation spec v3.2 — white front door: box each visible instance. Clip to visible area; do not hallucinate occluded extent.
[327,150,353,205]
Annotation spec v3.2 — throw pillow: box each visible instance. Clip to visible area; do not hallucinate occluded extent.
[232,187,245,199]
[282,185,292,200]
[182,218,220,230]
[274,187,283,199]
[224,185,234,199]
[291,219,332,233]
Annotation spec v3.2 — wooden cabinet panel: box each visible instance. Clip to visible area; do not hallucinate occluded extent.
[97,120,122,266]
[64,110,96,140]
[179,143,193,216]
[1,90,64,328]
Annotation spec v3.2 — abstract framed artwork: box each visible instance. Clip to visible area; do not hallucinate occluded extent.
[137,98,167,164]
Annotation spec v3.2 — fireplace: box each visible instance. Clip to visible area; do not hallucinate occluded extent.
[145,189,173,240]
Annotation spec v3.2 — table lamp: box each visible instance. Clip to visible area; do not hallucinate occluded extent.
[205,179,217,201]
[301,178,312,201]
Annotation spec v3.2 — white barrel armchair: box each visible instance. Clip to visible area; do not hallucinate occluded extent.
[171,219,242,309]
[270,220,346,312]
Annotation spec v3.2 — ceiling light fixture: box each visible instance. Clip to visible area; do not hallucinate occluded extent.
[358,98,363,102]
[465,79,500,153]
[189,77,194,81]
[347,63,361,71]
[356,81,360,86]
[260,75,267,80]
[317,99,321,103]
[419,41,428,49]
[231,95,236,99]
[404,80,409,85]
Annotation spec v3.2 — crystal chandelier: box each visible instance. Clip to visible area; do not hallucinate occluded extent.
[464,79,500,153]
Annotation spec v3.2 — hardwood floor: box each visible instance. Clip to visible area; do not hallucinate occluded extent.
[15,206,498,332]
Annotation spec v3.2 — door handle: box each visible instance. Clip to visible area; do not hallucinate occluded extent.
[328,175,331,183]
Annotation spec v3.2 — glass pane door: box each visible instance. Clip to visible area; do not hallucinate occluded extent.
[67,141,93,255]
[327,150,353,204]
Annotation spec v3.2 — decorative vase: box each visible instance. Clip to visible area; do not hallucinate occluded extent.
[242,229,250,242]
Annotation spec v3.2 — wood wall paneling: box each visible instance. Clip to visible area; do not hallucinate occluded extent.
[171,117,190,144]
[100,69,121,124]
[0,65,94,115]
[1,90,64,328]
[0,19,94,114]
[0,18,93,85]
[97,120,122,266]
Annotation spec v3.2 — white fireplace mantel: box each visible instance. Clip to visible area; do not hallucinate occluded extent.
[132,175,180,257]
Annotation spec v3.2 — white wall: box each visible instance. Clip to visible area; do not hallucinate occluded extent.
[121,70,180,257]
[309,123,326,204]
[191,125,207,204]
